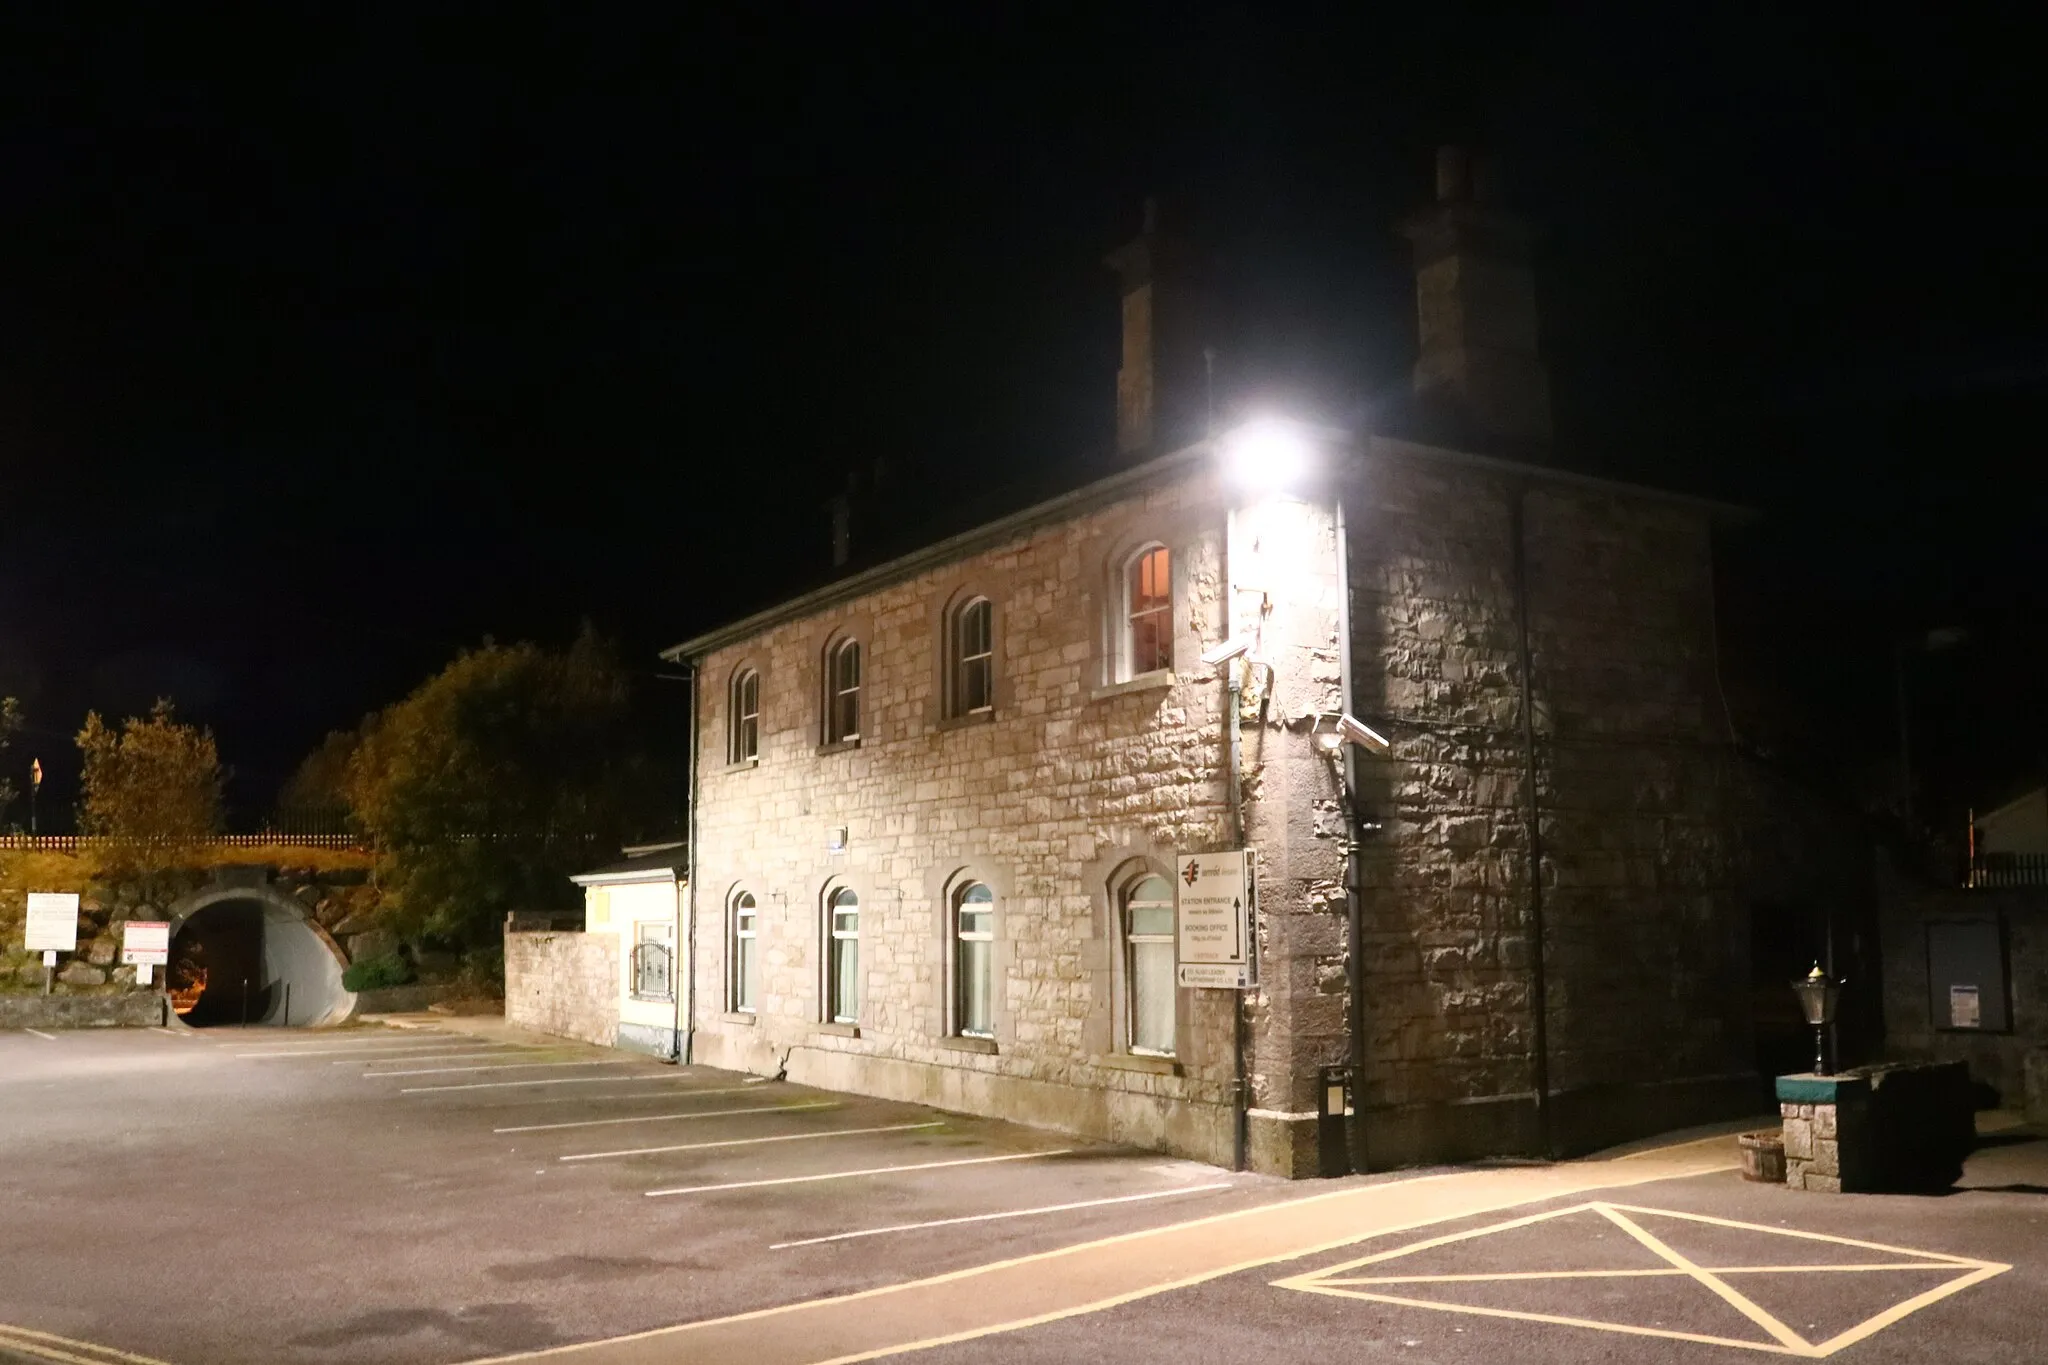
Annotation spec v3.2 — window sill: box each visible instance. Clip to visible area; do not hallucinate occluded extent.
[1090,670,1176,703]
[815,737,862,756]
[723,758,760,774]
[939,1034,999,1055]
[1095,1052,1181,1076]
[935,709,996,732]
[721,1011,757,1026]
[815,1021,861,1038]
[631,995,677,1006]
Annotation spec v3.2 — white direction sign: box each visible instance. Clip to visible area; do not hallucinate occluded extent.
[24,892,80,953]
[122,921,171,967]
[1176,850,1252,989]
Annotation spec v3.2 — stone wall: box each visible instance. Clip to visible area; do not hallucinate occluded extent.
[1878,879,2048,1105]
[0,991,166,1030]
[1,848,376,1009]
[505,929,619,1047]
[1344,442,1755,1162]
[690,468,1262,1166]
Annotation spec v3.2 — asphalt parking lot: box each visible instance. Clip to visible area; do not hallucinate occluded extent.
[5,1023,2043,1365]
[0,1021,1278,1365]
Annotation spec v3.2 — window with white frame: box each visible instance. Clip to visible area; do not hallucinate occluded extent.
[1120,544,1173,680]
[1123,874,1176,1054]
[729,667,760,764]
[729,890,758,1012]
[954,882,995,1037]
[827,887,859,1023]
[825,639,861,744]
[948,597,994,717]
[632,920,675,1002]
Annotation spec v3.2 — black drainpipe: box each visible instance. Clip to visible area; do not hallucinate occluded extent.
[1334,490,1370,1176]
[1509,485,1553,1156]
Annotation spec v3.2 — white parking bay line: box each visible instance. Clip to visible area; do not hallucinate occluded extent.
[495,1100,838,1133]
[769,1182,1236,1248]
[403,1073,706,1094]
[646,1148,1075,1196]
[565,1120,945,1162]
[471,1083,769,1108]
[23,1029,57,1041]
[228,1039,462,1056]
[367,1059,633,1078]
[328,1049,541,1065]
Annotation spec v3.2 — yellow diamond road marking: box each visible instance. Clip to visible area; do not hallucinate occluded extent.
[1274,1201,2009,1359]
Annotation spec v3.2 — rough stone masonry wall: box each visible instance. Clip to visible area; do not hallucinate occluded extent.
[1,848,376,1004]
[692,470,1261,1165]
[505,929,619,1047]
[1878,881,2048,1104]
[1345,447,1749,1161]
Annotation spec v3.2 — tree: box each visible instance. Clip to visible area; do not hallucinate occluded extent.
[346,628,669,950]
[74,700,224,842]
[0,696,21,825]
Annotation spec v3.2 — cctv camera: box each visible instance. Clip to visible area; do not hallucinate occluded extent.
[1314,713,1391,755]
[1200,634,1255,667]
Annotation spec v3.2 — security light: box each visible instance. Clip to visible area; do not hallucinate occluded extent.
[1201,634,1255,667]
[1220,417,1313,491]
[1316,713,1390,755]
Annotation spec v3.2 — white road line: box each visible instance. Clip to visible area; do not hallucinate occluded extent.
[495,1101,838,1133]
[470,1084,763,1108]
[327,1049,541,1064]
[769,1182,1236,1248]
[23,1029,57,1041]
[403,1073,708,1094]
[367,1059,632,1078]
[646,1148,1075,1196]
[223,1038,460,1055]
[150,1028,199,1039]
[229,1044,522,1060]
[565,1120,945,1162]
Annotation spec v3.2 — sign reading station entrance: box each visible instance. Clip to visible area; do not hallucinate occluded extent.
[1176,850,1251,989]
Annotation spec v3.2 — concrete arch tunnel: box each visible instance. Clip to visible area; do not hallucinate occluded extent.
[167,883,356,1028]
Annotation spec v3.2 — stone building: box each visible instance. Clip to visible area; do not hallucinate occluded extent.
[661,150,1765,1176]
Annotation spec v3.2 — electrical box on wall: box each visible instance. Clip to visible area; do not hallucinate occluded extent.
[1926,919,2009,1032]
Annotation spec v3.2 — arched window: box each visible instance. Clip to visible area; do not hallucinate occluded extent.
[953,882,995,1037]
[1120,544,1173,680]
[1123,873,1177,1055]
[729,890,758,1012]
[825,639,861,744]
[826,887,859,1023]
[728,667,760,764]
[947,596,994,717]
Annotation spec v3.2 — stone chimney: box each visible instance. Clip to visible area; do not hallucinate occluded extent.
[1105,199,1209,459]
[1399,146,1552,447]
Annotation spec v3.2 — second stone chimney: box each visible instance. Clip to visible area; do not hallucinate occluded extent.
[1105,199,1210,460]
[1399,147,1552,448]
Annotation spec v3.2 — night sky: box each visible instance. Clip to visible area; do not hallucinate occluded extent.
[2,6,2043,830]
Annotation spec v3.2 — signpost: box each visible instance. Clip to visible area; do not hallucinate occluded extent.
[122,921,171,987]
[25,892,80,995]
[1176,850,1253,989]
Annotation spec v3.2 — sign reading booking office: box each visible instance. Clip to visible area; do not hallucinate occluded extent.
[1176,850,1253,989]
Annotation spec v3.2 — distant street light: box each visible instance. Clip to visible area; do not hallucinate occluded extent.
[1791,964,1843,1076]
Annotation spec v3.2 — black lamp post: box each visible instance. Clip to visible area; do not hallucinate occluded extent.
[1791,964,1842,1076]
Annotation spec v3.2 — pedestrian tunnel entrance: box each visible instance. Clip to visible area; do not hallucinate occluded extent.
[168,887,354,1027]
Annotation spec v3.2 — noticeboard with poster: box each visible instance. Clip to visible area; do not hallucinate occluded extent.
[24,892,80,953]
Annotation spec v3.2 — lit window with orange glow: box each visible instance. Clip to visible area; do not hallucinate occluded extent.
[1122,544,1172,679]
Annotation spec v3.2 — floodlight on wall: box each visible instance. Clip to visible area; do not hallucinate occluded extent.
[1220,417,1314,491]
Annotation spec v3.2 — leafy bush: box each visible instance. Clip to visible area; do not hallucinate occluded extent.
[342,952,414,992]
[457,945,506,999]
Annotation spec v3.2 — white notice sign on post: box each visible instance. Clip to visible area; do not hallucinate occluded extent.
[122,921,171,966]
[1176,850,1252,989]
[24,892,80,953]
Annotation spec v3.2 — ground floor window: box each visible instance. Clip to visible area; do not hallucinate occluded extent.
[828,887,859,1023]
[955,882,994,1037]
[1124,874,1176,1054]
[730,890,758,1012]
